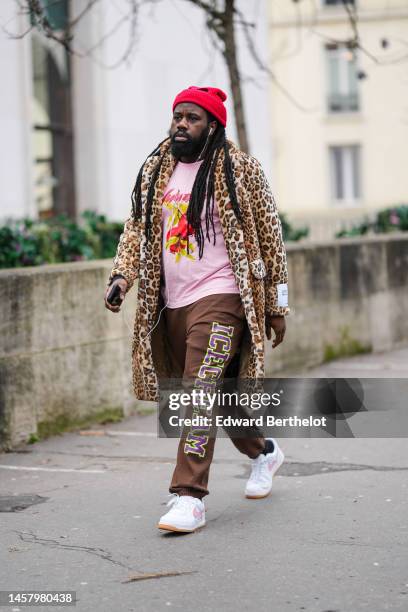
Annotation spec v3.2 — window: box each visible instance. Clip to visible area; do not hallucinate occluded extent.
[31,1,76,219]
[30,0,69,30]
[326,44,359,113]
[323,0,355,5]
[329,145,361,204]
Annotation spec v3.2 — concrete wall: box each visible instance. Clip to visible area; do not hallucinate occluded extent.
[0,260,138,450]
[266,233,408,376]
[1,234,408,448]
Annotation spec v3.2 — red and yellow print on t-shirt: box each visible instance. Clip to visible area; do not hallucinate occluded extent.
[160,159,239,308]
[163,188,196,263]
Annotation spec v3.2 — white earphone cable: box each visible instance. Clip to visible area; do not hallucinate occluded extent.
[119,128,215,338]
[121,281,170,340]
[143,282,170,340]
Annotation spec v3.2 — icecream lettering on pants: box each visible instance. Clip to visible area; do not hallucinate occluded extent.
[184,321,234,457]
[164,293,265,499]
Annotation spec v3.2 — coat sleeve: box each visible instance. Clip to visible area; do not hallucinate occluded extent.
[249,159,290,317]
[107,213,143,291]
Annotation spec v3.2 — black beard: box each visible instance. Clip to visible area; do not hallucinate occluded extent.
[170,126,210,160]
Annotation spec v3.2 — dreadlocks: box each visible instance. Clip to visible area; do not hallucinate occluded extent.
[131,123,242,259]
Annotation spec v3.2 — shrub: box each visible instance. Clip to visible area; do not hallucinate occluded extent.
[336,204,408,238]
[375,205,408,233]
[280,213,309,242]
[0,211,123,269]
[0,209,308,269]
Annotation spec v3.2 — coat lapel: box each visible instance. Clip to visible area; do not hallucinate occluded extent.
[214,148,264,369]
[136,146,177,393]
[134,140,265,400]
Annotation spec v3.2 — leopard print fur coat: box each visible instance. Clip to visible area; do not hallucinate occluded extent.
[108,139,289,401]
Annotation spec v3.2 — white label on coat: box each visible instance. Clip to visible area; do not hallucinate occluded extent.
[277,284,288,307]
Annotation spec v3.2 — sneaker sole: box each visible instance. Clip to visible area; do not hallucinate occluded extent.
[157,522,206,533]
[245,491,271,499]
[245,450,285,499]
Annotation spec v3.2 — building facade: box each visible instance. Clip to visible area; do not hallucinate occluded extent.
[268,0,408,240]
[3,0,406,242]
[0,0,272,224]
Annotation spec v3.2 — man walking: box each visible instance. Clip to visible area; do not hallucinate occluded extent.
[105,86,289,533]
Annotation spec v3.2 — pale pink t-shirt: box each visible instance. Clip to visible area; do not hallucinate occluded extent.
[161,160,240,308]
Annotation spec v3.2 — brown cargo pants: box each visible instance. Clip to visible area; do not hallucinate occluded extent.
[164,292,265,499]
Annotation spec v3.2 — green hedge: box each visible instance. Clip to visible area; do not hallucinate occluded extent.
[280,213,309,242]
[0,209,308,270]
[336,204,408,238]
[0,211,123,269]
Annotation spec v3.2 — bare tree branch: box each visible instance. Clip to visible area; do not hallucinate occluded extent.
[340,0,380,64]
[8,0,145,68]
[1,21,34,39]
[184,0,223,21]
[70,0,100,29]
[311,0,408,67]
[82,14,129,57]
[236,5,316,113]
[182,0,318,148]
[104,0,139,68]
[8,0,408,152]
[21,0,73,51]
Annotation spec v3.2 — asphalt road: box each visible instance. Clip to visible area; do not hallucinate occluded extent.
[1,348,407,612]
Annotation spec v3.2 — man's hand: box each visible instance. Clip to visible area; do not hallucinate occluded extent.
[265,313,286,348]
[104,278,128,313]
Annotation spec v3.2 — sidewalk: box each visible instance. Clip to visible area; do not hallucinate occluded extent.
[287,346,408,378]
[1,349,408,612]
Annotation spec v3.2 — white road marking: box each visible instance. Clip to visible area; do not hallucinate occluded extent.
[0,465,105,474]
[105,431,156,437]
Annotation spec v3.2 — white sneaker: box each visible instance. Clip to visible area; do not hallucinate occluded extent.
[245,438,284,499]
[157,494,206,533]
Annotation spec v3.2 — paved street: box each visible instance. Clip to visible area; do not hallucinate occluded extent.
[1,348,408,612]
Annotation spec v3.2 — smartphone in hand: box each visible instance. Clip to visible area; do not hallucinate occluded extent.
[107,283,123,307]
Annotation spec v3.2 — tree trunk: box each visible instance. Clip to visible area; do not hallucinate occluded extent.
[223,0,249,153]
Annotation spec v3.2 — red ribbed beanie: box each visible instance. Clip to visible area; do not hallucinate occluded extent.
[172,86,227,127]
